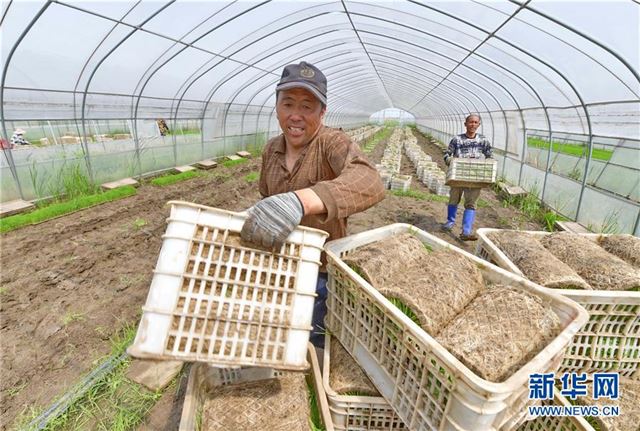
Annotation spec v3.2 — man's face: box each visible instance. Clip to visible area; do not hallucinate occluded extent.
[276,88,326,149]
[465,116,480,136]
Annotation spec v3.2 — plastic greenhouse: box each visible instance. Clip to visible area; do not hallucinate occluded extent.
[1,0,638,233]
[1,1,638,233]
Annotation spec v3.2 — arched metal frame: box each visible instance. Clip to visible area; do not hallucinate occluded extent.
[1,0,638,233]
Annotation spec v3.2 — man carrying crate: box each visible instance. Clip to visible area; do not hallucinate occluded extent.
[240,61,386,348]
[442,114,493,241]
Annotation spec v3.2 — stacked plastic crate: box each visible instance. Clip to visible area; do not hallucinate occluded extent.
[345,125,380,145]
[402,136,449,196]
[476,229,640,430]
[324,224,589,431]
[375,128,409,191]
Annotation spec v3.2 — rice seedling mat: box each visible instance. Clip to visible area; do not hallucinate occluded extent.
[324,223,588,431]
[476,228,640,377]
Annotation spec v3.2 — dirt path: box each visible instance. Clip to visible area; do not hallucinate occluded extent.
[0,129,541,430]
[0,161,262,429]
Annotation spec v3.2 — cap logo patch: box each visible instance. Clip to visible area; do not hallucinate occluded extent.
[300,67,315,78]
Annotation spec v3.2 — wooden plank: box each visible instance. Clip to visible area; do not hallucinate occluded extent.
[225,155,242,161]
[126,359,184,391]
[497,183,528,198]
[101,177,139,190]
[236,150,252,158]
[178,365,200,431]
[0,199,35,218]
[555,221,590,233]
[195,159,218,170]
[174,165,196,173]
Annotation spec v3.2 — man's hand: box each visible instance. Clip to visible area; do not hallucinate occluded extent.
[240,192,304,250]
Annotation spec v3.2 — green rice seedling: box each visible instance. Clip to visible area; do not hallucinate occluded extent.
[388,297,420,326]
[61,312,86,326]
[14,322,152,431]
[527,137,613,161]
[390,189,427,200]
[426,194,450,203]
[565,395,603,431]
[36,357,161,431]
[407,226,432,252]
[244,171,259,183]
[28,160,49,203]
[5,382,28,399]
[362,127,393,153]
[0,186,136,233]
[585,416,602,431]
[222,158,249,168]
[210,171,231,182]
[307,379,325,431]
[517,190,542,219]
[568,167,583,181]
[195,404,204,431]
[347,263,368,281]
[60,163,97,199]
[599,210,620,234]
[150,170,200,186]
[132,218,147,229]
[476,199,490,208]
[341,390,372,396]
[542,211,568,232]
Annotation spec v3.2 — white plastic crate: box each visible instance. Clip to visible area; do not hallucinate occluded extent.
[323,334,407,431]
[179,343,334,431]
[515,389,595,431]
[128,201,328,370]
[476,228,640,378]
[445,158,497,188]
[390,175,412,192]
[421,169,437,185]
[427,172,445,190]
[325,224,589,431]
[435,183,450,197]
[378,170,393,190]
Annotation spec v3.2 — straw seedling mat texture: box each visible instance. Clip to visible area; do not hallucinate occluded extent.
[437,285,561,382]
[343,233,484,335]
[201,372,311,431]
[486,230,591,290]
[541,232,640,291]
[328,336,378,396]
[581,377,640,431]
[599,234,640,269]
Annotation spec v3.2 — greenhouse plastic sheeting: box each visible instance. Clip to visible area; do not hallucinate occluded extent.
[1,0,638,234]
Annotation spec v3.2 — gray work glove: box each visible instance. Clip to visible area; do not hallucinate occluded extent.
[240,192,304,250]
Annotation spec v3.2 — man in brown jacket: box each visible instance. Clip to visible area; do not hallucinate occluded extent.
[241,61,385,347]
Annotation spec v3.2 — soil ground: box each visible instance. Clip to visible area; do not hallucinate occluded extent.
[0,129,542,430]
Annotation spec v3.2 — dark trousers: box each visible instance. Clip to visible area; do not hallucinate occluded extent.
[309,272,328,349]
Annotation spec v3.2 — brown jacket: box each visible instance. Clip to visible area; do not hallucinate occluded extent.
[259,125,385,248]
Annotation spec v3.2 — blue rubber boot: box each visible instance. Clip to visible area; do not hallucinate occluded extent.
[441,204,458,232]
[460,209,478,241]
